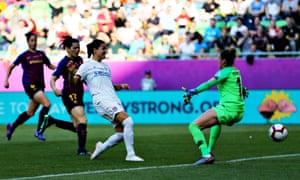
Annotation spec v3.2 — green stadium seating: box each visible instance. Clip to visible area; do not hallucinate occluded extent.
[276,20,287,28]
[216,20,226,29]
[196,21,209,35]
[226,20,237,28]
[261,20,270,28]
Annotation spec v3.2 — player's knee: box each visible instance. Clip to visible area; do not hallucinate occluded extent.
[42,100,51,108]
[116,132,124,141]
[75,119,87,127]
[115,111,129,122]
[122,117,134,127]
[79,120,87,125]
[115,124,123,132]
[77,116,87,125]
[26,111,34,117]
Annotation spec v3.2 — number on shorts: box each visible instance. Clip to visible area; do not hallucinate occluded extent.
[68,93,77,102]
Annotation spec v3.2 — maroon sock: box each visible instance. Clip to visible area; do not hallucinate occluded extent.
[13,111,30,129]
[38,106,50,131]
[77,123,87,152]
[52,117,76,132]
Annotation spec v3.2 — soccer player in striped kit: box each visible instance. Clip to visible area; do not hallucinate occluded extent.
[39,36,89,155]
[4,32,56,141]
[74,39,144,161]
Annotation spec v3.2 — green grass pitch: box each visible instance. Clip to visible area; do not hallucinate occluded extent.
[0,124,300,179]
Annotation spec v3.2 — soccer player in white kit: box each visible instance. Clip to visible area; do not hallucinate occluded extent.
[74,39,144,161]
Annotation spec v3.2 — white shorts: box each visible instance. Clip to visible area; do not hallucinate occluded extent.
[93,99,124,127]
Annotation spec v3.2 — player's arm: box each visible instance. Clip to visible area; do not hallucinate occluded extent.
[73,63,86,85]
[47,63,56,70]
[3,63,16,89]
[186,75,226,95]
[73,72,87,85]
[42,52,56,70]
[114,84,130,91]
[242,86,249,99]
[4,54,24,88]
[66,60,77,74]
[50,60,67,96]
[182,70,229,105]
[50,75,62,97]
[182,77,219,105]
[73,74,81,85]
[195,77,220,93]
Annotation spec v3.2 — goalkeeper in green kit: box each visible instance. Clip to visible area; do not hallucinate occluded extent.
[182,48,248,165]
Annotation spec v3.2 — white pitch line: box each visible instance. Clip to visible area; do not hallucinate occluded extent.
[226,153,300,163]
[2,153,300,180]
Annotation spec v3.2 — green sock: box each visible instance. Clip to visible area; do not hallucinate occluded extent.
[208,125,221,153]
[188,123,209,156]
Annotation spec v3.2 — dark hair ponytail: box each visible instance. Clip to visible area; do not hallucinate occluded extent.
[87,39,106,58]
[61,36,79,49]
[87,42,93,58]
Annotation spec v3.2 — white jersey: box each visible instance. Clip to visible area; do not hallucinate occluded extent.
[76,59,123,122]
[76,58,116,99]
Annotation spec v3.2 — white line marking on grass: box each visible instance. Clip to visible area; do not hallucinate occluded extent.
[3,153,300,180]
[226,153,300,163]
[2,164,193,180]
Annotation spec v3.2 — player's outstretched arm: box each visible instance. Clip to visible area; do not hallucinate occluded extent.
[194,77,219,93]
[182,77,220,105]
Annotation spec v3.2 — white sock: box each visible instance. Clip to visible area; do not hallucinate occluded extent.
[122,117,135,156]
[102,132,123,152]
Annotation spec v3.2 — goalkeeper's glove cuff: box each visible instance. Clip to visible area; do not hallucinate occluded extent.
[183,88,197,105]
[189,88,198,95]
[242,86,249,99]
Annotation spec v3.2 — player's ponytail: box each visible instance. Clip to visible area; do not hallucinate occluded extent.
[61,36,79,49]
[87,42,94,58]
[87,39,106,58]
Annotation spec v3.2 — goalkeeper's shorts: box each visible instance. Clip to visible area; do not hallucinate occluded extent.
[213,104,244,126]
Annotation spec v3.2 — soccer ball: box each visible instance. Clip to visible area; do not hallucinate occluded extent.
[269,124,288,142]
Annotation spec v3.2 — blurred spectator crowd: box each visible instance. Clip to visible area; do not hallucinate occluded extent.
[0,0,300,63]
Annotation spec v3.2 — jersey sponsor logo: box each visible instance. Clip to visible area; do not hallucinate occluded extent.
[29,59,43,64]
[93,71,110,77]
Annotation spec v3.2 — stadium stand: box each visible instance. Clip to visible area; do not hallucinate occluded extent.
[0,0,299,63]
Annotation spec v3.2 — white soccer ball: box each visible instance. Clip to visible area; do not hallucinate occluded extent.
[269,124,288,142]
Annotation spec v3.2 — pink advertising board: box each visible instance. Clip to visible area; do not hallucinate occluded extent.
[1,58,299,92]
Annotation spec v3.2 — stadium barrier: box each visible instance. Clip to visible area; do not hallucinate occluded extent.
[0,59,299,124]
[0,90,299,124]
[1,58,300,92]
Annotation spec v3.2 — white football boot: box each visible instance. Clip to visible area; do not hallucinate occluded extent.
[125,154,144,161]
[90,141,103,160]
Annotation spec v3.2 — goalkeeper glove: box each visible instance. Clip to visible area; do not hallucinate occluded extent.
[242,86,249,99]
[182,87,197,105]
